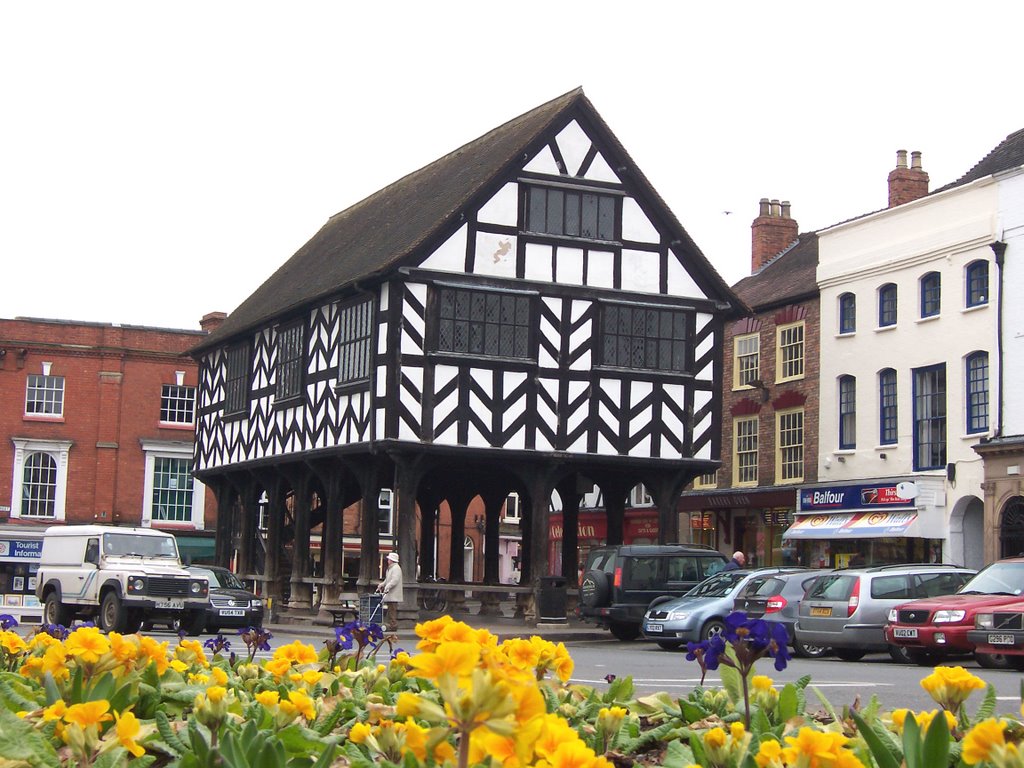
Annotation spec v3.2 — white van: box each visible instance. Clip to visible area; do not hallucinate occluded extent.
[35,525,209,634]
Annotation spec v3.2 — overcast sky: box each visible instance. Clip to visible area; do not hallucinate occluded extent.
[3,2,1022,331]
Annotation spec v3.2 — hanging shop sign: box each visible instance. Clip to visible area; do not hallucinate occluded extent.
[0,538,43,562]
[799,483,915,512]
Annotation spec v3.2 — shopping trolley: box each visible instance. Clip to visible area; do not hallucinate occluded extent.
[360,593,384,625]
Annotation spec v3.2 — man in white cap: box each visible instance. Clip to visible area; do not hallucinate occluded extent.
[376,552,403,631]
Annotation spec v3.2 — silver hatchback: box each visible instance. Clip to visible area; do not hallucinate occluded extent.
[795,564,975,661]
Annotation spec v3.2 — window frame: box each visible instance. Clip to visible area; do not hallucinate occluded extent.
[733,332,760,389]
[965,260,989,308]
[912,363,947,471]
[599,302,690,374]
[692,471,718,490]
[378,488,394,537]
[9,439,72,522]
[838,292,856,334]
[775,407,805,483]
[337,296,376,387]
[433,285,536,362]
[274,320,306,404]
[878,283,898,328]
[776,321,805,382]
[223,342,252,417]
[523,183,620,243]
[966,351,989,435]
[25,373,65,418]
[160,384,197,426]
[838,375,857,450]
[878,368,898,445]
[733,415,759,487]
[141,440,206,529]
[920,271,941,318]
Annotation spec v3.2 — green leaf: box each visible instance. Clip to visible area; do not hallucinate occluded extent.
[976,684,997,721]
[719,662,743,705]
[0,708,61,768]
[778,683,798,722]
[154,710,187,755]
[42,672,61,706]
[902,712,921,768]
[662,739,697,768]
[88,671,115,702]
[850,710,901,768]
[91,746,129,768]
[809,685,840,726]
[309,744,337,768]
[921,711,952,768]
[680,699,707,724]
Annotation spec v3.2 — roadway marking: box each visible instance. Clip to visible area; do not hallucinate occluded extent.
[571,678,893,688]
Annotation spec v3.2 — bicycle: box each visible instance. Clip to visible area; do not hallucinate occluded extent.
[419,575,448,612]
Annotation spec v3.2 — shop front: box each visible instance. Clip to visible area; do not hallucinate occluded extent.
[785,481,944,568]
[677,488,798,567]
[548,509,660,583]
[0,526,45,625]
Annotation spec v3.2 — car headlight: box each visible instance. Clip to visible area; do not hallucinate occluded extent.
[667,610,690,621]
[128,577,145,592]
[888,608,898,622]
[190,579,208,596]
[933,610,966,623]
[251,599,263,608]
[976,613,995,629]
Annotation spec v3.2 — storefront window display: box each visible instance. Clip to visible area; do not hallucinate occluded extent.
[0,532,45,624]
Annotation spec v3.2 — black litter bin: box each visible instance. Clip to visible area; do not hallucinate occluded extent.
[537,576,568,622]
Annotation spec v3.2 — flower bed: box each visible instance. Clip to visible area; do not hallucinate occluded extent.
[0,611,1022,768]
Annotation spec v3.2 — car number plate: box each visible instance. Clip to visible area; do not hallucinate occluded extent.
[810,606,832,617]
[988,633,1016,646]
[893,627,918,639]
[155,599,184,610]
[219,609,246,617]
[645,623,663,633]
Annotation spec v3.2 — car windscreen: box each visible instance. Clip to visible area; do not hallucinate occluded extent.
[103,533,178,558]
[958,562,1024,596]
[191,568,245,590]
[687,572,746,598]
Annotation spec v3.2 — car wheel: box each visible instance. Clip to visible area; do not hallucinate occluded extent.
[794,639,830,658]
[833,648,866,662]
[657,640,684,650]
[43,592,72,627]
[206,625,219,635]
[99,592,126,633]
[907,648,940,666]
[975,651,1015,670]
[174,611,207,637]
[580,570,610,608]
[609,622,641,641]
[888,644,915,664]
[701,619,725,642]
[123,610,143,634]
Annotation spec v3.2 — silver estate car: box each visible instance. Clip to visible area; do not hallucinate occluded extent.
[641,567,811,650]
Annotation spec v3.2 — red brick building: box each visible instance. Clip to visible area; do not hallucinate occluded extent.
[0,316,220,570]
[679,200,821,566]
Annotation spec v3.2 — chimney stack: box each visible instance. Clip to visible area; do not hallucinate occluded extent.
[887,149,929,207]
[751,197,799,272]
[200,311,227,333]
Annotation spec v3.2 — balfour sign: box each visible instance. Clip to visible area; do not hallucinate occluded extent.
[800,483,915,512]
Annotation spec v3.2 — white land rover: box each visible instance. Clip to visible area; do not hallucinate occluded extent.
[35,525,209,634]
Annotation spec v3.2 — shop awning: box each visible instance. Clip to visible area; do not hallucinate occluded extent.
[783,510,921,539]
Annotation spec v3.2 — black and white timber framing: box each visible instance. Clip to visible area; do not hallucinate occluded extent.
[191,88,741,625]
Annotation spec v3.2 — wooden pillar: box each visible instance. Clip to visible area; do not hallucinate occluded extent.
[392,457,423,626]
[522,467,558,625]
[446,490,472,612]
[236,484,261,579]
[650,470,695,545]
[557,476,582,585]
[212,480,234,569]
[288,474,313,611]
[603,479,630,547]
[318,469,347,619]
[264,479,286,613]
[477,488,507,617]
[357,482,382,591]
[417,486,444,581]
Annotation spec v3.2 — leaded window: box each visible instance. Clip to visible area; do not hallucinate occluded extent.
[436,287,532,359]
[777,409,804,482]
[601,304,688,372]
[879,368,898,445]
[734,333,759,387]
[26,374,64,416]
[160,385,196,424]
[525,185,617,241]
[224,344,250,416]
[967,352,989,434]
[21,452,57,517]
[734,416,758,486]
[920,272,941,318]
[777,322,804,381]
[275,322,305,402]
[838,293,856,334]
[966,260,989,307]
[913,364,946,470]
[839,375,856,450]
[338,298,375,384]
[151,456,194,522]
[878,283,897,327]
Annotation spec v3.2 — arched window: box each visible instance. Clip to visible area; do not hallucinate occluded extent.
[878,368,897,445]
[920,272,941,318]
[21,452,57,517]
[966,351,989,434]
[965,260,989,307]
[839,375,856,450]
[878,283,897,327]
[1000,498,1024,558]
[838,293,856,334]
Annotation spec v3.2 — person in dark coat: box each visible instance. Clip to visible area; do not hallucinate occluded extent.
[722,551,746,571]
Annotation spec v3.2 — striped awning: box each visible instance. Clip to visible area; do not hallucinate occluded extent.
[783,509,920,539]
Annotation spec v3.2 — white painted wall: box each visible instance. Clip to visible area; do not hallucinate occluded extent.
[997,170,1024,435]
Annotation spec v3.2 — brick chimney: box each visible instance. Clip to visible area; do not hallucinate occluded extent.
[751,198,799,272]
[887,149,929,207]
[200,311,227,333]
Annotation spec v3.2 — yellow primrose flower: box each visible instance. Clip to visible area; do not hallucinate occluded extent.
[503,638,541,670]
[64,700,113,728]
[704,727,727,750]
[597,706,627,732]
[42,700,67,722]
[755,738,784,768]
[283,689,316,721]
[210,666,229,685]
[176,638,210,668]
[188,672,211,685]
[107,632,139,665]
[545,739,603,768]
[169,659,189,673]
[349,721,373,744]
[782,727,855,768]
[114,710,146,758]
[272,640,318,666]
[441,620,480,644]
[405,641,480,680]
[415,615,455,650]
[29,632,59,649]
[920,665,986,712]
[891,708,957,735]
[301,670,324,687]
[752,675,775,693]
[534,712,583,759]
[396,691,421,718]
[255,690,280,707]
[265,657,292,678]
[64,626,110,664]
[0,630,28,655]
[37,644,71,682]
[962,719,1008,765]
[136,635,170,674]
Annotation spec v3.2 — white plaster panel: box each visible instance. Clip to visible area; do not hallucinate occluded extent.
[567,380,589,433]
[587,250,615,288]
[622,197,660,244]
[585,152,620,184]
[695,320,714,362]
[568,323,592,370]
[419,223,468,273]
[473,232,517,278]
[502,372,527,427]
[380,281,389,312]
[667,254,705,298]
[476,182,519,227]
[693,388,711,413]
[629,434,651,458]
[431,366,458,431]
[525,241,553,281]
[524,145,560,175]
[694,417,713,459]
[465,385,489,447]
[555,120,592,177]
[555,246,585,285]
[620,249,660,294]
[376,364,388,398]
[597,432,615,455]
[504,425,526,450]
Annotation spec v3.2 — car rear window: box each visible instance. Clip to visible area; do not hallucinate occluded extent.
[665,556,701,582]
[585,550,616,575]
[622,557,661,589]
[739,576,784,598]
[870,574,912,600]
[807,574,856,601]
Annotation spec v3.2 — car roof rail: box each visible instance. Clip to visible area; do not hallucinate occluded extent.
[664,542,721,551]
[865,562,966,572]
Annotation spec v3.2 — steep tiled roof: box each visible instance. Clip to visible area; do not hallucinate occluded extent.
[731,232,818,310]
[195,88,737,353]
[935,127,1024,193]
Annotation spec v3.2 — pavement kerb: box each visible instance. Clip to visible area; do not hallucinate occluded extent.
[261,621,609,645]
